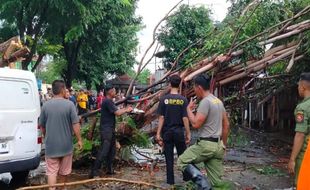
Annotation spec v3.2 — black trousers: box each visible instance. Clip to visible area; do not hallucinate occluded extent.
[163,128,187,184]
[92,128,116,176]
[78,105,88,122]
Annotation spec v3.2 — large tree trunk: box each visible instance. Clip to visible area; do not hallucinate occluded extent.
[20,0,49,71]
[62,33,83,88]
[85,78,92,90]
[63,69,74,89]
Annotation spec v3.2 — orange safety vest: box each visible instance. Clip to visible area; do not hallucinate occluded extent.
[297,138,310,190]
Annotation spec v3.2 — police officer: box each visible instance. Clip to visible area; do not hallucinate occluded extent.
[156,74,191,185]
[288,72,310,186]
[89,85,132,178]
[177,74,230,190]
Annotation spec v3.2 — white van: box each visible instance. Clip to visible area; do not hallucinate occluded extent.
[0,68,41,181]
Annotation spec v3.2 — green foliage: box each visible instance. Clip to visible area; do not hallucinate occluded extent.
[157,1,294,69]
[0,0,140,88]
[239,40,265,63]
[127,69,151,84]
[73,115,150,160]
[227,129,249,147]
[174,181,196,190]
[37,40,63,56]
[0,0,63,69]
[76,0,141,87]
[157,4,213,68]
[74,119,101,159]
[252,166,286,176]
[126,117,137,129]
[131,132,150,148]
[267,61,287,75]
[37,58,66,84]
[117,116,151,148]
[0,21,17,42]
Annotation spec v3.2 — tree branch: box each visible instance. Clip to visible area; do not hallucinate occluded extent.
[17,178,164,190]
[126,0,184,96]
[228,1,261,54]
[140,41,160,72]
[31,54,45,72]
[231,5,310,51]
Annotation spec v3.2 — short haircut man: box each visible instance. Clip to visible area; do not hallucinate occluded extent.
[169,74,182,88]
[89,84,132,178]
[39,80,82,190]
[288,72,310,186]
[156,74,191,185]
[104,84,114,96]
[177,73,231,189]
[193,74,210,90]
[52,80,66,95]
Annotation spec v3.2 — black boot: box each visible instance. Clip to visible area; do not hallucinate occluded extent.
[89,160,102,178]
[106,163,115,175]
[183,170,191,182]
[183,164,212,190]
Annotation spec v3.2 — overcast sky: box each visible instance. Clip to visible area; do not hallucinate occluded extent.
[135,0,231,72]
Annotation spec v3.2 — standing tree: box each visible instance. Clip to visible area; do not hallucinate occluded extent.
[157,4,213,69]
[77,0,141,90]
[0,0,62,70]
[0,0,140,88]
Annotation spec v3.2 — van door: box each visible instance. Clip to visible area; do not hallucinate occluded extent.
[0,79,41,161]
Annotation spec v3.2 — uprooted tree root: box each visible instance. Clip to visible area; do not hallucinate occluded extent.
[17,177,166,190]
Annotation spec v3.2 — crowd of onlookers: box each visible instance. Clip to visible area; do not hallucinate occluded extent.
[39,87,127,118]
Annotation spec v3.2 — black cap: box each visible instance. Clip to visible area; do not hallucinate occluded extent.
[300,72,310,82]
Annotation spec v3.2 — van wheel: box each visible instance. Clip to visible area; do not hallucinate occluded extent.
[10,171,29,185]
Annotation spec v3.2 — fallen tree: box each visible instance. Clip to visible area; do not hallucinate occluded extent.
[126,5,310,132]
[81,4,310,138]
[0,37,30,68]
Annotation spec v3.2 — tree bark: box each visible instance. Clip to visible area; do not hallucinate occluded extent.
[21,0,49,70]
[31,54,45,72]
[62,38,83,88]
[126,0,184,96]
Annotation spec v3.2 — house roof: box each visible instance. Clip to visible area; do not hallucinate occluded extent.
[106,74,137,86]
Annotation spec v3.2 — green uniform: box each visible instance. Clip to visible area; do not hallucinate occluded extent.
[294,97,310,185]
[177,94,232,189]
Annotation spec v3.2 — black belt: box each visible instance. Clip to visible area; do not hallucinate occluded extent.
[199,137,221,142]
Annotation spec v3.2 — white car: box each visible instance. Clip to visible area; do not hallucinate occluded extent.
[0,68,41,182]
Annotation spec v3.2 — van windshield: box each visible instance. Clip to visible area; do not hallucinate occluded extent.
[0,80,36,110]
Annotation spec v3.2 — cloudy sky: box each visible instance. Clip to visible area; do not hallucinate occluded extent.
[135,0,231,72]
